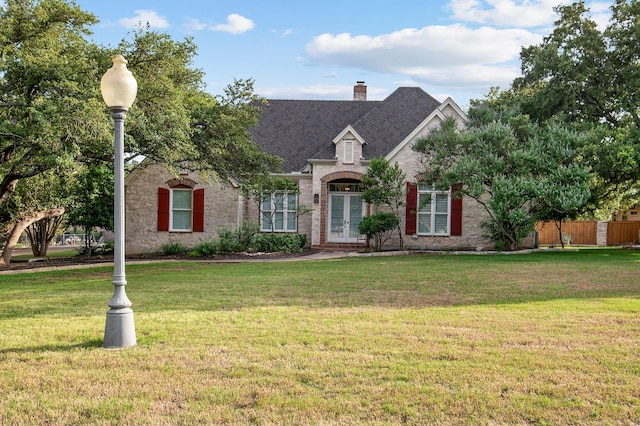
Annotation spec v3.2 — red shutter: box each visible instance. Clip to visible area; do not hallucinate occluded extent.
[193,188,205,232]
[157,188,170,232]
[406,182,418,235]
[450,183,463,236]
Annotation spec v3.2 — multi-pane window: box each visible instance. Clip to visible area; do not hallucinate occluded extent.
[261,192,297,232]
[417,184,450,235]
[171,189,193,231]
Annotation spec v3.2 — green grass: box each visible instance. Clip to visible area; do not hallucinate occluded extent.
[1,249,639,424]
[10,248,80,261]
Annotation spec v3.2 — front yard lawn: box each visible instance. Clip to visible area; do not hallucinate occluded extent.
[1,249,638,424]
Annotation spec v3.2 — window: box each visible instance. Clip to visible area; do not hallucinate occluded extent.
[157,187,204,232]
[406,182,462,236]
[171,189,192,231]
[417,184,450,235]
[344,140,354,164]
[261,192,297,232]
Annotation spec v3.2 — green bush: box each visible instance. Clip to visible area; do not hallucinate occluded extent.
[190,240,218,257]
[359,213,399,251]
[161,242,189,255]
[217,229,243,254]
[95,241,114,255]
[218,222,260,254]
[189,223,261,257]
[165,225,305,257]
[250,233,306,253]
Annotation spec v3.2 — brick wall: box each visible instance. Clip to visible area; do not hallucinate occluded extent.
[125,163,240,254]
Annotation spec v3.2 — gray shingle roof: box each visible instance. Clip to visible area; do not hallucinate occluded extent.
[250,87,442,173]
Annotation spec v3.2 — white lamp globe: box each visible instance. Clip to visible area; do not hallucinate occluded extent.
[100,55,138,110]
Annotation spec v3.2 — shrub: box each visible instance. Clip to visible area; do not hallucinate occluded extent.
[189,224,261,257]
[236,222,260,248]
[161,242,189,255]
[95,241,114,255]
[190,240,219,257]
[217,229,243,254]
[217,223,260,254]
[359,213,399,251]
[250,233,306,253]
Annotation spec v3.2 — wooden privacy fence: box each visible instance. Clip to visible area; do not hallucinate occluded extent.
[607,222,640,245]
[537,221,598,245]
[537,221,640,246]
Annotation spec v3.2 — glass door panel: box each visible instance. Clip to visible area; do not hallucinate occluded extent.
[348,195,363,239]
[329,194,345,240]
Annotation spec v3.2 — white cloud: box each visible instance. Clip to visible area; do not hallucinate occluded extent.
[306,24,542,90]
[448,0,561,27]
[212,14,255,35]
[448,0,611,28]
[185,18,208,32]
[270,28,294,37]
[118,10,169,29]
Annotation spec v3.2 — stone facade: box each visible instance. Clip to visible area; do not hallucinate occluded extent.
[125,163,240,254]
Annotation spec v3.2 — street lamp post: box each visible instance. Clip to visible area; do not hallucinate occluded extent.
[100,55,138,348]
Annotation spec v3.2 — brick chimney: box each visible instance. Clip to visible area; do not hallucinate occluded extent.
[353,81,367,101]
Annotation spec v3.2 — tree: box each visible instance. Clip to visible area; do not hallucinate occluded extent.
[413,102,592,250]
[514,0,640,215]
[25,216,66,258]
[0,167,75,264]
[67,163,114,255]
[0,0,110,265]
[0,1,280,265]
[360,158,406,249]
[0,0,107,205]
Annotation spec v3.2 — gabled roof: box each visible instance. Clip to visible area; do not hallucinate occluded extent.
[250,87,443,173]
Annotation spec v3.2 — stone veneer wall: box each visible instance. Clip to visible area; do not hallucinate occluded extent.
[382,116,498,250]
[125,163,240,254]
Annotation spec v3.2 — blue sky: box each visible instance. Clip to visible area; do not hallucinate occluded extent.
[77,0,611,108]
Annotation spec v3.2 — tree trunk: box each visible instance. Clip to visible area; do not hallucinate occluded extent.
[555,219,565,249]
[396,224,404,249]
[25,215,65,257]
[0,207,65,267]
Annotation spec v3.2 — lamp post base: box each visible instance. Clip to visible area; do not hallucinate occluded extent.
[103,308,136,348]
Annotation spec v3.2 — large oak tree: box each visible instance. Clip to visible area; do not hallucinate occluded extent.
[0,0,280,265]
[515,0,640,215]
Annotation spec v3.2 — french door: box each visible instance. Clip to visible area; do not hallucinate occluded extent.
[328,193,364,243]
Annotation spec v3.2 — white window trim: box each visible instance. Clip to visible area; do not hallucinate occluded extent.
[343,139,354,164]
[170,188,193,232]
[261,192,298,233]
[416,184,451,236]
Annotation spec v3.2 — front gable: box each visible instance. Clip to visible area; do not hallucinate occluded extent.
[386,97,467,163]
[332,125,366,165]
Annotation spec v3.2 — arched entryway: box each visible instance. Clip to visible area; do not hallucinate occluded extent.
[319,171,366,247]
